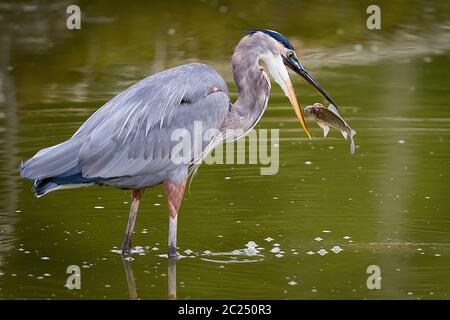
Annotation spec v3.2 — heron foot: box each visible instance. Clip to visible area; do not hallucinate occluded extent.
[121,241,132,256]
[168,245,177,259]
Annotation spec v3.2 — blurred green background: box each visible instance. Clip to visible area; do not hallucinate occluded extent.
[0,0,449,299]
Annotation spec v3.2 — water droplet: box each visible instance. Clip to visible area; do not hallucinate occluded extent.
[270,247,281,253]
[245,241,257,248]
[330,246,343,254]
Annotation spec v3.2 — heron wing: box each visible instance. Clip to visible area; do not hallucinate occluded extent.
[75,63,229,178]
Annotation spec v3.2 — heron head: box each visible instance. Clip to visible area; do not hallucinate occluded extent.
[248,29,338,139]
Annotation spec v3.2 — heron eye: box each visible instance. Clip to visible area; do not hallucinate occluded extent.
[287,51,295,59]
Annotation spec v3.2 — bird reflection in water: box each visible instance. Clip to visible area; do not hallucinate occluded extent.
[122,257,177,300]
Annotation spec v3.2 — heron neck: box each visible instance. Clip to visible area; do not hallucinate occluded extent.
[229,38,271,134]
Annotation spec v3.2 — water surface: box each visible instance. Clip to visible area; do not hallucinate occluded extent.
[0,0,449,299]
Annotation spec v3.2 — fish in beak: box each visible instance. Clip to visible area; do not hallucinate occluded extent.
[283,54,339,136]
[261,49,337,139]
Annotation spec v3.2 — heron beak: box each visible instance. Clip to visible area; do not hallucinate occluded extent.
[284,78,311,139]
[284,58,338,108]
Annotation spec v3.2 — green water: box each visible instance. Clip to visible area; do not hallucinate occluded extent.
[1,0,450,299]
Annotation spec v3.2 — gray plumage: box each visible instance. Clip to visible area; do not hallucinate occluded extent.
[20,63,230,195]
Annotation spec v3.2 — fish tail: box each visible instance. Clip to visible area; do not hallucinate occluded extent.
[349,129,356,154]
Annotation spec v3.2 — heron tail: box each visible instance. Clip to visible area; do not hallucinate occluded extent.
[19,138,82,180]
[19,138,99,197]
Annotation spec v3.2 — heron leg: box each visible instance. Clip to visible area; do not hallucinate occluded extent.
[121,189,144,255]
[164,179,187,258]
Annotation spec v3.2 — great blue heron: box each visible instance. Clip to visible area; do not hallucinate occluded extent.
[19,30,337,257]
